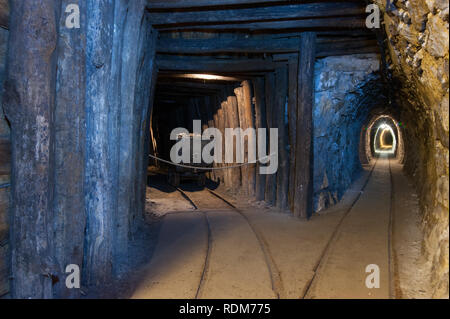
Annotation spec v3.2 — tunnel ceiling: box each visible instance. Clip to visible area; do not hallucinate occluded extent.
[149,0,380,101]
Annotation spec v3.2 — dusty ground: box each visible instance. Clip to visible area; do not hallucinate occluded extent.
[111,159,432,299]
[390,161,432,298]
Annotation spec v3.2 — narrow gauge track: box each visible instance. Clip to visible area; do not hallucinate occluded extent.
[302,156,386,299]
[173,185,284,299]
[170,156,395,299]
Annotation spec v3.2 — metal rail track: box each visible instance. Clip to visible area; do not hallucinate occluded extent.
[171,156,396,299]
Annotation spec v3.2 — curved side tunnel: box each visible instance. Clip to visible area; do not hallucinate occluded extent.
[361,114,406,163]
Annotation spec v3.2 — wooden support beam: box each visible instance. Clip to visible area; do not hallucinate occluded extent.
[287,58,297,212]
[243,81,256,197]
[275,67,289,210]
[130,25,158,247]
[157,37,300,54]
[264,72,276,205]
[148,2,364,26]
[294,32,316,218]
[158,72,243,81]
[253,77,267,201]
[0,138,10,175]
[212,98,224,183]
[218,102,232,187]
[156,36,377,56]
[234,81,256,196]
[156,79,226,91]
[83,0,117,286]
[156,85,221,95]
[157,16,366,32]
[4,0,58,298]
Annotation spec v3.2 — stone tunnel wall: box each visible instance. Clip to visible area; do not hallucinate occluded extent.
[312,54,383,212]
[374,0,449,297]
[0,26,9,296]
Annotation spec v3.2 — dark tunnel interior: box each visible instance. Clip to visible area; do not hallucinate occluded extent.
[0,0,447,300]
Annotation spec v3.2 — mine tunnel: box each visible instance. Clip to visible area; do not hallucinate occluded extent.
[0,1,448,300]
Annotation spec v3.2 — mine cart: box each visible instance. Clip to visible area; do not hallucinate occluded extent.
[167,133,213,187]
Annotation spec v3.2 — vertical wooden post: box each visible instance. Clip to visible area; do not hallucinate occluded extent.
[114,0,137,274]
[83,0,117,286]
[234,86,246,193]
[218,103,229,187]
[264,72,277,205]
[275,67,289,210]
[253,77,267,201]
[226,95,242,191]
[294,32,316,218]
[287,57,298,213]
[3,0,59,298]
[359,126,369,164]
[212,101,222,183]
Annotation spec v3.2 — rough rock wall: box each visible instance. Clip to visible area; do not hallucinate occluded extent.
[313,54,382,212]
[1,0,157,298]
[0,26,9,296]
[374,0,449,298]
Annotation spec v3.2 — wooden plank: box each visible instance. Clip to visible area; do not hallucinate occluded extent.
[157,37,300,54]
[3,0,58,298]
[252,77,267,201]
[156,79,226,90]
[0,187,8,243]
[0,138,10,175]
[198,96,210,131]
[147,0,291,9]
[156,36,377,55]
[157,16,366,31]
[158,72,243,81]
[275,67,289,210]
[264,72,276,205]
[156,85,221,95]
[226,95,242,191]
[294,32,316,218]
[287,58,297,212]
[83,0,117,287]
[212,99,223,183]
[0,243,8,296]
[52,0,87,298]
[149,2,364,26]
[0,0,8,29]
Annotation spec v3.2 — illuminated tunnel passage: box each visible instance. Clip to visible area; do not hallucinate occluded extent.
[362,115,405,163]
